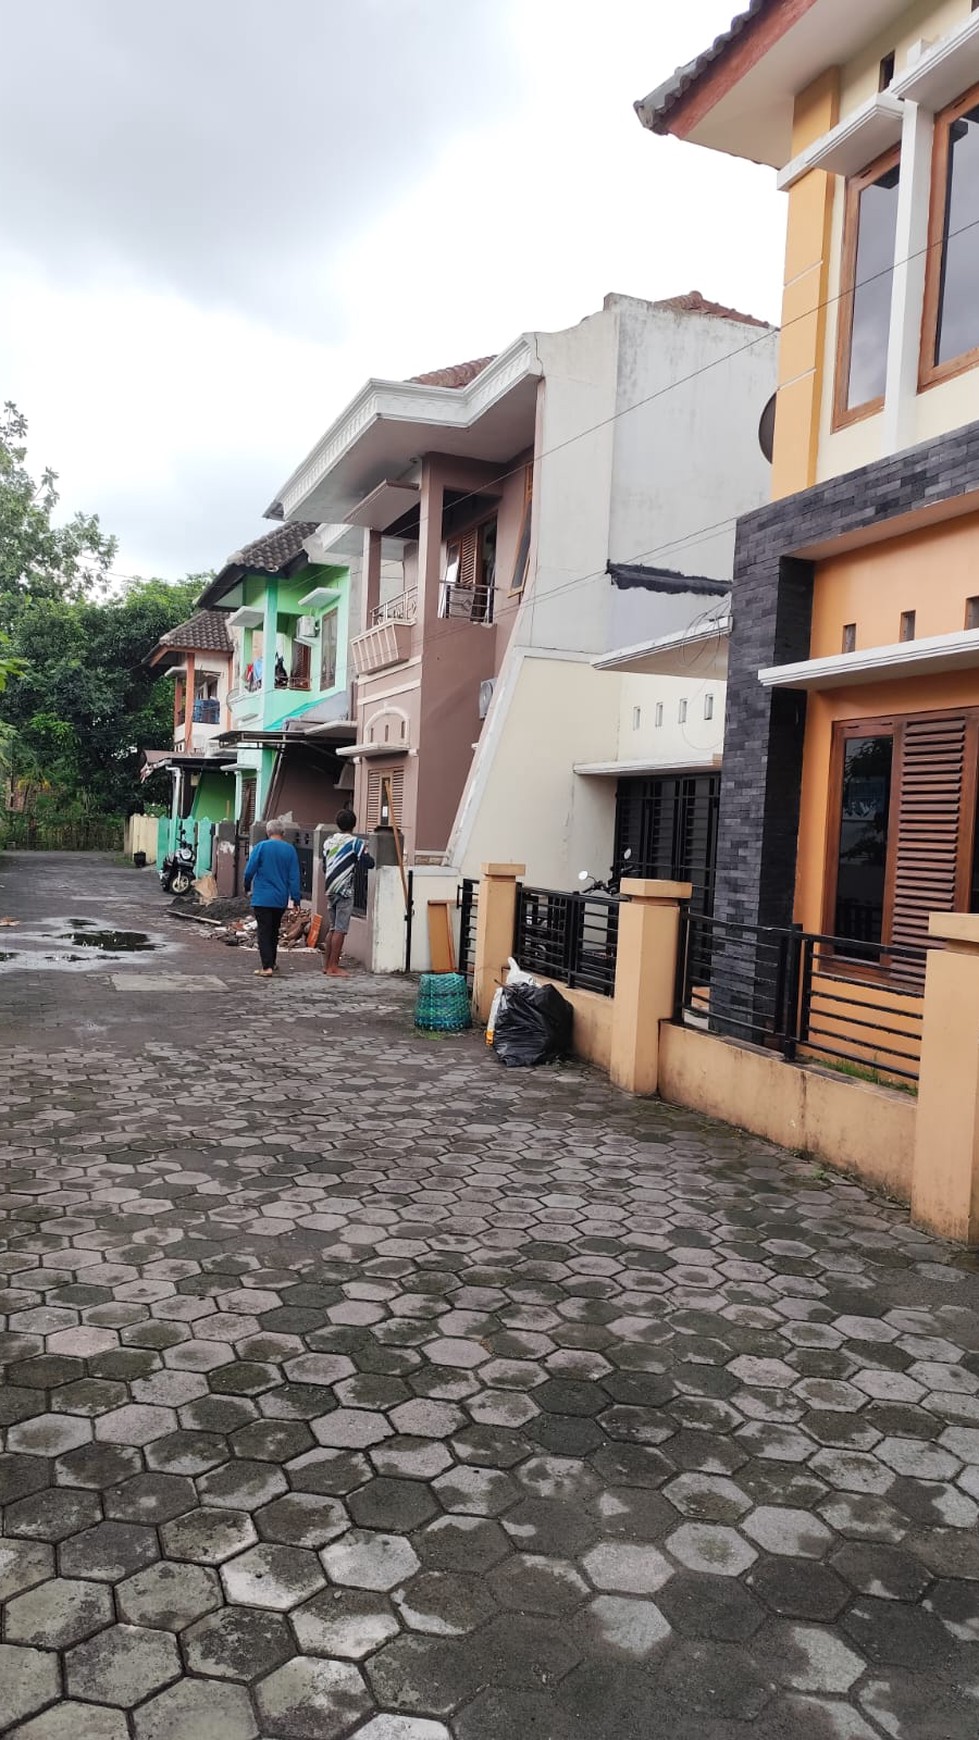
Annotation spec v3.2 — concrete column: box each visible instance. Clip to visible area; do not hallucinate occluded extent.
[262,582,278,700]
[610,879,691,1097]
[362,528,382,631]
[474,863,525,1021]
[417,460,445,629]
[912,914,979,1245]
[883,99,935,457]
[184,652,196,753]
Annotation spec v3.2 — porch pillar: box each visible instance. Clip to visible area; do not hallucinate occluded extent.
[184,652,196,753]
[912,914,979,1245]
[474,863,525,1022]
[362,528,382,632]
[610,879,691,1097]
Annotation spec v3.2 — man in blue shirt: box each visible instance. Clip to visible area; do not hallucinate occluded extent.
[243,821,301,978]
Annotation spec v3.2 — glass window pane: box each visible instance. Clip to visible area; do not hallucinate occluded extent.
[319,610,338,691]
[834,735,893,945]
[847,164,900,409]
[937,105,979,366]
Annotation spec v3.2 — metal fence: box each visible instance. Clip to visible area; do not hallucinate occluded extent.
[514,886,620,997]
[0,815,124,852]
[458,878,478,984]
[675,910,928,1084]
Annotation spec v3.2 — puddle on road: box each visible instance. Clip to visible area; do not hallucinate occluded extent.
[0,916,165,973]
[60,930,156,952]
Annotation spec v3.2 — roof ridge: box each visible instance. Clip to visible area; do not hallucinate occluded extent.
[407,356,496,389]
[652,288,772,330]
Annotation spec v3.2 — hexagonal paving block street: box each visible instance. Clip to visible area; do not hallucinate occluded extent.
[3,853,979,1738]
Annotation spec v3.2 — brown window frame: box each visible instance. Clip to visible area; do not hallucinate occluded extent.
[920,79,979,391]
[823,708,979,965]
[442,507,497,624]
[508,465,534,597]
[833,145,902,431]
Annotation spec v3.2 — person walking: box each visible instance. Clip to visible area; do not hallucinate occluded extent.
[243,821,301,978]
[321,808,374,977]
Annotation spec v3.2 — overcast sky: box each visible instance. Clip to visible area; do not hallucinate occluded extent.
[0,0,784,581]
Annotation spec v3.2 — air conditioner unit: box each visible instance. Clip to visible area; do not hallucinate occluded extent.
[478,678,495,720]
[295,615,319,644]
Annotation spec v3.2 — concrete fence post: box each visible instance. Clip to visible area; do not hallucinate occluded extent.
[610,879,692,1097]
[474,863,526,1021]
[912,913,979,1245]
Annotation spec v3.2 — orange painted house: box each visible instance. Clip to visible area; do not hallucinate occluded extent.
[640,0,979,966]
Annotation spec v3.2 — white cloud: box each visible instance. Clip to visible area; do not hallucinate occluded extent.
[0,0,786,580]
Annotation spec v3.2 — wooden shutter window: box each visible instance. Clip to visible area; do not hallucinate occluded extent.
[365,767,404,830]
[890,714,970,951]
[456,530,478,591]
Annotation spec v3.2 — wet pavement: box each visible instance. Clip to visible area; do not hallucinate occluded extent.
[3,853,979,1739]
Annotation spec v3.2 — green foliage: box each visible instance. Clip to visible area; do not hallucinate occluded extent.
[0,401,116,624]
[0,404,213,819]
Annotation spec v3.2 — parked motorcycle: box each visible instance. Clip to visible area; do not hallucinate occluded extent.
[160,831,196,896]
[577,847,633,897]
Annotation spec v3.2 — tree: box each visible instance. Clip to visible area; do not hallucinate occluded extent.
[2,576,205,815]
[0,402,116,626]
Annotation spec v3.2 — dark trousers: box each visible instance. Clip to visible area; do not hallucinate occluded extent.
[253,906,285,970]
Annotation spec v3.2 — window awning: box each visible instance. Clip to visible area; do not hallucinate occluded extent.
[574,755,722,778]
[594,617,730,680]
[892,12,979,111]
[336,742,411,761]
[759,628,979,691]
[777,93,904,191]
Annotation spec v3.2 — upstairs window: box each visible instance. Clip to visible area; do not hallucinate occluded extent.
[439,514,497,623]
[922,85,979,386]
[835,149,900,425]
[320,609,338,692]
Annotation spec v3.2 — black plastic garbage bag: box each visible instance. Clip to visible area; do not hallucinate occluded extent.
[493,981,574,1068]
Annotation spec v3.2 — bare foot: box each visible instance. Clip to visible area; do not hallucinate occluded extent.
[326,966,349,978]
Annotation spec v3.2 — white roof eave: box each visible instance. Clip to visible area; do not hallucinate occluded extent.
[272,336,540,523]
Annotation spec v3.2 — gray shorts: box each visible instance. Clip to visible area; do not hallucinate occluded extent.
[328,889,354,934]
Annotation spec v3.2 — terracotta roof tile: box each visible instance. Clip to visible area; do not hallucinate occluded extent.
[408,357,495,389]
[158,609,233,655]
[653,288,772,330]
[635,2,770,133]
[226,522,318,574]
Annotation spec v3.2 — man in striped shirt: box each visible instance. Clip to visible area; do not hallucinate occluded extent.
[321,808,375,977]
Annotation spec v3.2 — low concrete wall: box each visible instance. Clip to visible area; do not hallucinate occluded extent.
[534,977,614,1073]
[658,1022,915,1201]
[125,816,160,862]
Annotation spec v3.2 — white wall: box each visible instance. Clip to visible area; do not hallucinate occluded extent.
[447,294,775,889]
[370,866,462,974]
[607,295,777,602]
[451,650,619,888]
[616,671,725,767]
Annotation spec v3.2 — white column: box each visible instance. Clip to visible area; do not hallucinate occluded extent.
[883,99,935,458]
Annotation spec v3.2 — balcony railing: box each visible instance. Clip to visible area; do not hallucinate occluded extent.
[371,590,417,627]
[352,614,414,677]
[674,911,928,1084]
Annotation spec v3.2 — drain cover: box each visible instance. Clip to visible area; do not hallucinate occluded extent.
[109,973,227,992]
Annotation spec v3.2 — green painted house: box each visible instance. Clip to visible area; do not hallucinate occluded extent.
[196,523,356,859]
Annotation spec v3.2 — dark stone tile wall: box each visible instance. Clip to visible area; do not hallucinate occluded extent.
[715,417,979,930]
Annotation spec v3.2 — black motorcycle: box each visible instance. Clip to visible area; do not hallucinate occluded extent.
[160,831,196,896]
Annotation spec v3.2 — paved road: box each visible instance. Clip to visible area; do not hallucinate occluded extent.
[2,853,979,1739]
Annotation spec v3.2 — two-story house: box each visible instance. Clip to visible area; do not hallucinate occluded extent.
[641,0,979,963]
[196,522,358,888]
[144,608,236,868]
[268,293,777,941]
